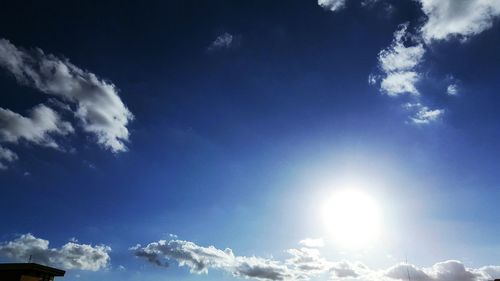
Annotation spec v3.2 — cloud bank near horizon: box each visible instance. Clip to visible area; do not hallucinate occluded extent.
[0,233,111,271]
[132,237,500,281]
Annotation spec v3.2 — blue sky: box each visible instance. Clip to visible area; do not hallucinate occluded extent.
[1,1,500,281]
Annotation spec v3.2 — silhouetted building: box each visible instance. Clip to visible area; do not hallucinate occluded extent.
[0,263,65,281]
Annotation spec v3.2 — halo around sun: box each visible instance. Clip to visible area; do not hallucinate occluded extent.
[322,189,381,249]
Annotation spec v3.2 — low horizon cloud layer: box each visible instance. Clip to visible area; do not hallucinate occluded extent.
[2,233,499,280]
[132,237,500,281]
[0,38,133,168]
[0,233,111,271]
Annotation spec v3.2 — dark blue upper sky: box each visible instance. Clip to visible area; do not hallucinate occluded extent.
[1,1,500,281]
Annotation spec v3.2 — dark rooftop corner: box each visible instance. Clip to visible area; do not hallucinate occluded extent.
[0,263,65,281]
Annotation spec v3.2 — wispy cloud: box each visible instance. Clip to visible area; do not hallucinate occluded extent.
[404,103,444,124]
[0,38,133,168]
[0,233,111,271]
[366,0,500,124]
[208,32,234,51]
[298,238,324,248]
[447,84,458,96]
[318,0,347,12]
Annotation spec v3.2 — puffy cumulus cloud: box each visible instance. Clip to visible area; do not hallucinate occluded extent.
[318,0,346,12]
[372,260,500,281]
[285,248,368,280]
[477,265,500,280]
[56,242,111,271]
[380,71,420,96]
[298,238,324,248]
[0,233,111,271]
[384,260,500,281]
[286,247,329,275]
[208,32,234,51]
[233,256,291,281]
[132,238,373,281]
[386,263,434,281]
[131,239,292,280]
[418,0,500,42]
[378,26,425,73]
[0,38,133,155]
[130,239,235,273]
[377,24,425,96]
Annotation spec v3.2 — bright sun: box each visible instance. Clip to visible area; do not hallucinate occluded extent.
[322,189,381,249]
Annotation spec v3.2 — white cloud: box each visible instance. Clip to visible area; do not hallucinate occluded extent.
[368,1,500,123]
[298,238,324,248]
[132,238,500,281]
[368,74,379,85]
[384,260,500,281]
[331,260,368,278]
[0,233,111,271]
[208,33,234,51]
[0,104,74,148]
[318,0,347,12]
[386,262,432,281]
[404,103,444,124]
[447,84,458,95]
[132,238,372,281]
[286,247,329,276]
[477,265,500,280]
[233,256,291,281]
[378,26,425,73]
[412,107,444,124]
[0,145,17,169]
[132,239,292,280]
[418,0,500,42]
[0,38,133,153]
[381,71,421,96]
[377,24,425,96]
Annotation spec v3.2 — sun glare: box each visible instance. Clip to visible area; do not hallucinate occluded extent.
[322,189,381,249]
